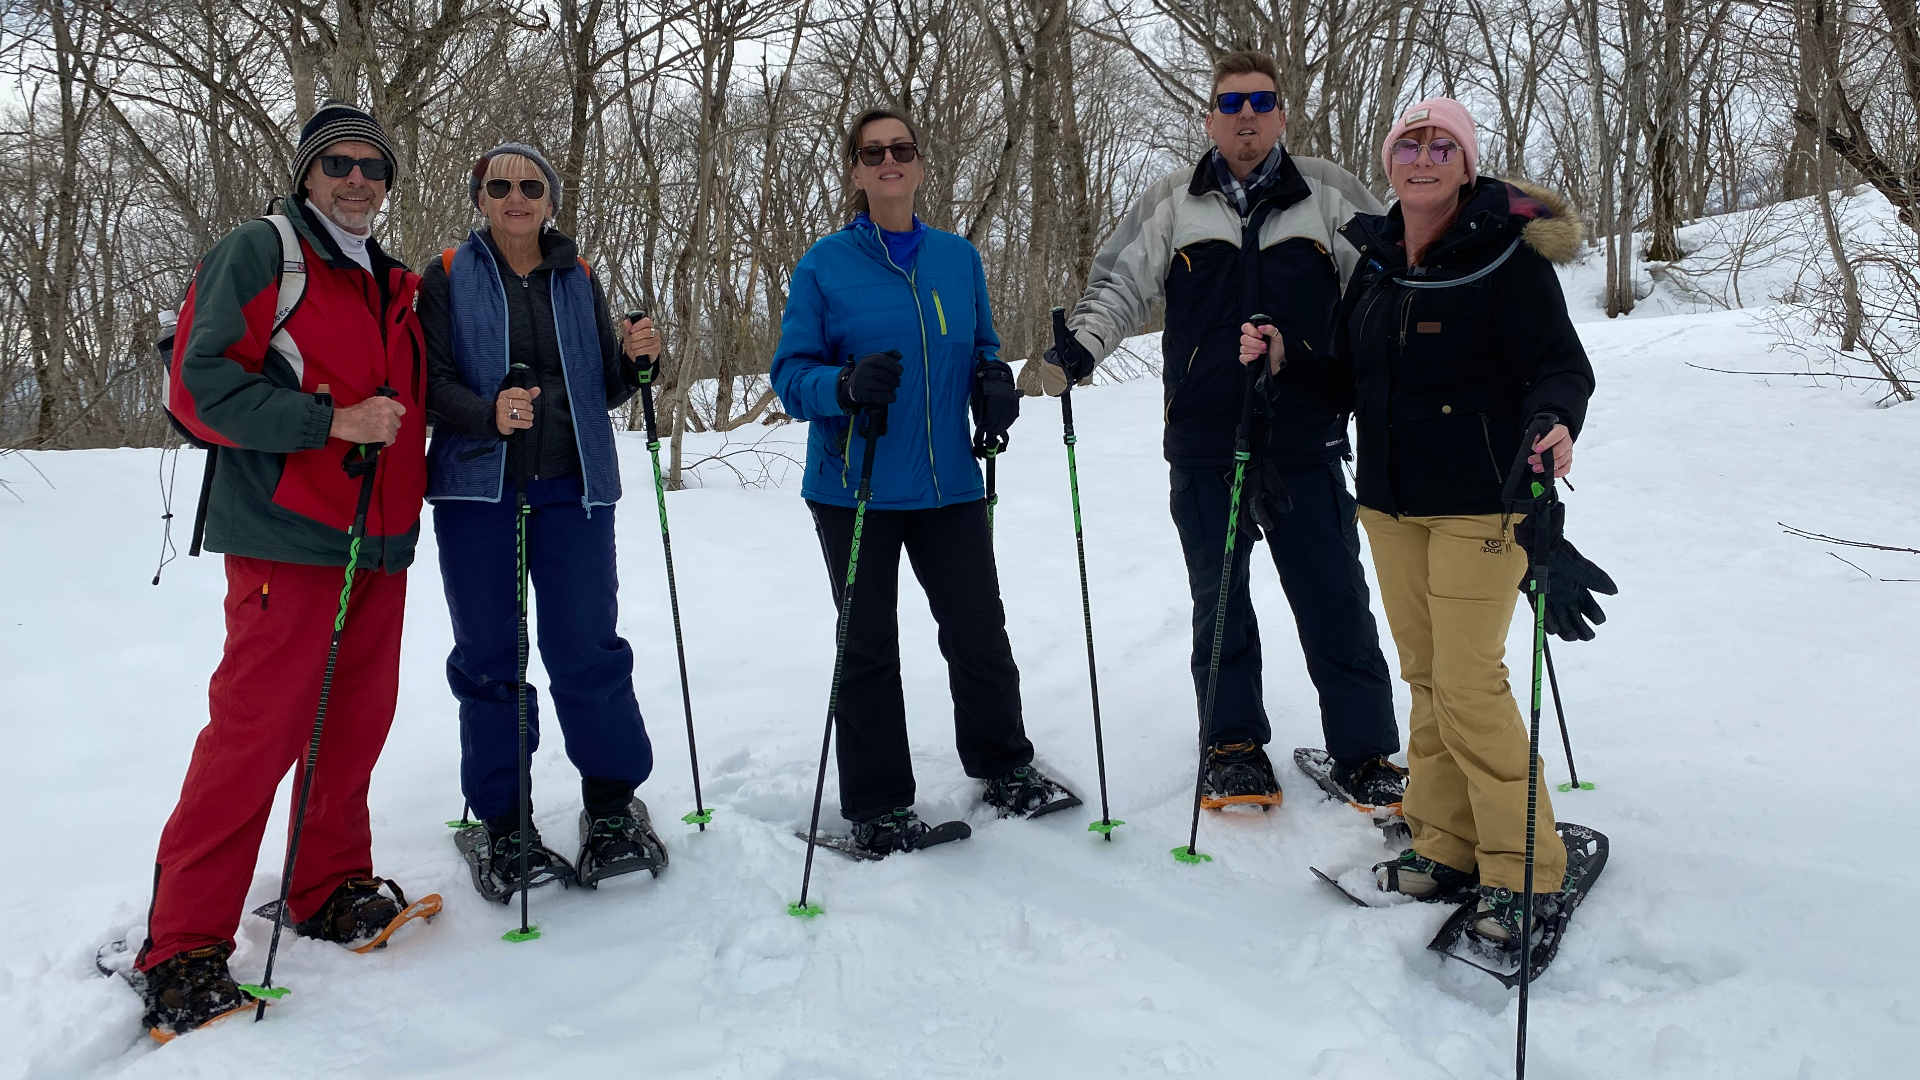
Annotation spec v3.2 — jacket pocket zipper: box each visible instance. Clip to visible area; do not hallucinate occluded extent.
[1479,413,1505,488]
[1164,345,1199,422]
[931,289,948,335]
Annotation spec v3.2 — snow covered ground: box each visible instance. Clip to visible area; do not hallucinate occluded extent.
[4,202,1918,1078]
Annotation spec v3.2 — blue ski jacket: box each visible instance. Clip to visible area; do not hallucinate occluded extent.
[771,214,999,510]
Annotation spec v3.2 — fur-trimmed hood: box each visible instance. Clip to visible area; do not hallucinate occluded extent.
[1502,179,1582,264]
[1340,176,1583,274]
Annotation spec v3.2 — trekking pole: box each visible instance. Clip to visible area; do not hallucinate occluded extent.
[1176,315,1269,865]
[1545,640,1593,792]
[790,394,890,918]
[627,310,711,831]
[503,362,540,944]
[249,385,396,1018]
[1509,418,1560,1080]
[1049,308,1120,841]
[983,448,999,532]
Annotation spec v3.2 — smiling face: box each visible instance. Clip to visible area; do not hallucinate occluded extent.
[850,116,924,209]
[304,139,387,235]
[1388,125,1469,215]
[479,153,552,243]
[1204,72,1286,178]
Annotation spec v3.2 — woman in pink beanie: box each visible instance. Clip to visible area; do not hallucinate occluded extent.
[1241,95,1613,963]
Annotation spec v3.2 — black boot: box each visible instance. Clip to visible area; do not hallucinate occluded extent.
[848,807,934,857]
[1332,755,1408,808]
[136,943,250,1038]
[981,764,1082,818]
[1467,884,1570,957]
[577,794,669,885]
[1203,741,1281,806]
[292,877,406,947]
[483,816,569,892]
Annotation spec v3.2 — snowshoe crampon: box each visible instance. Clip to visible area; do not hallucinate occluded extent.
[799,807,972,862]
[97,938,264,1043]
[576,798,669,887]
[1293,748,1407,840]
[453,822,575,904]
[1202,742,1282,811]
[1427,822,1608,986]
[981,765,1083,819]
[251,881,442,954]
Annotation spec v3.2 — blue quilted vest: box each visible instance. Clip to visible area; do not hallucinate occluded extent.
[425,231,621,509]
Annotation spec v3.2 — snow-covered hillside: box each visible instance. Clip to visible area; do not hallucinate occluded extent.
[3,203,1917,1078]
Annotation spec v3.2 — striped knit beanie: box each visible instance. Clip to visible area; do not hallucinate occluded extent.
[291,100,398,194]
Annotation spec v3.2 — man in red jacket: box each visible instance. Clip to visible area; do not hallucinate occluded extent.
[132,101,428,1041]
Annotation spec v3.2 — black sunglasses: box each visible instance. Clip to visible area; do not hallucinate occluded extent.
[484,177,547,201]
[318,154,391,182]
[1215,91,1278,115]
[853,142,919,166]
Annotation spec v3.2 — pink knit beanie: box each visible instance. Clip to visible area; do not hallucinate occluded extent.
[1380,97,1480,184]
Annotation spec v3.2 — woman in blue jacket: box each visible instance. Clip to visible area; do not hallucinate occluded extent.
[771,108,1072,856]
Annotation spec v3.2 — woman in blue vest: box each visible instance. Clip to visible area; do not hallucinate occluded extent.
[771,108,1072,858]
[421,142,665,894]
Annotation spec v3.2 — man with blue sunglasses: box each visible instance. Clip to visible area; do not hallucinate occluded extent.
[1046,51,1405,817]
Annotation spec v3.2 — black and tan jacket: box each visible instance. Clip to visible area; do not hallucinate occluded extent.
[1328,177,1595,518]
[1067,148,1383,468]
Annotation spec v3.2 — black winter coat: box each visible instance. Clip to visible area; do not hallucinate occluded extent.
[1326,177,1596,517]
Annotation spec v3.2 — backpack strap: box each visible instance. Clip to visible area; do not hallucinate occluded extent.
[442,248,456,276]
[576,257,591,276]
[167,217,307,572]
[259,214,309,384]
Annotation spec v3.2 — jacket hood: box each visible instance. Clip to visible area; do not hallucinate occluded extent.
[1501,179,1582,264]
[1341,177,1583,272]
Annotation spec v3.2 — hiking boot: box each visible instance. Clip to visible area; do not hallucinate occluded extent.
[1203,741,1281,804]
[1332,755,1408,808]
[137,943,249,1037]
[981,764,1079,818]
[1372,848,1477,902]
[1466,885,1569,955]
[484,818,566,890]
[294,877,405,947]
[848,807,933,856]
[578,798,669,883]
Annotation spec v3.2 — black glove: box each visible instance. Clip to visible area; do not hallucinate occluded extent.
[971,359,1019,454]
[1044,330,1097,383]
[1244,456,1292,537]
[1515,504,1618,642]
[836,350,902,413]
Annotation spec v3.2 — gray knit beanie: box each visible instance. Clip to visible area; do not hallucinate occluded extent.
[469,142,563,214]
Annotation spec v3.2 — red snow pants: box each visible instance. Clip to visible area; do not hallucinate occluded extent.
[139,554,407,970]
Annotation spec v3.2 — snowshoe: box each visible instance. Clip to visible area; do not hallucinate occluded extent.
[1372,848,1477,903]
[251,878,442,954]
[453,820,575,904]
[1202,741,1283,810]
[130,942,254,1043]
[1293,748,1408,839]
[800,807,972,861]
[981,764,1083,819]
[1428,822,1609,986]
[576,797,669,887]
